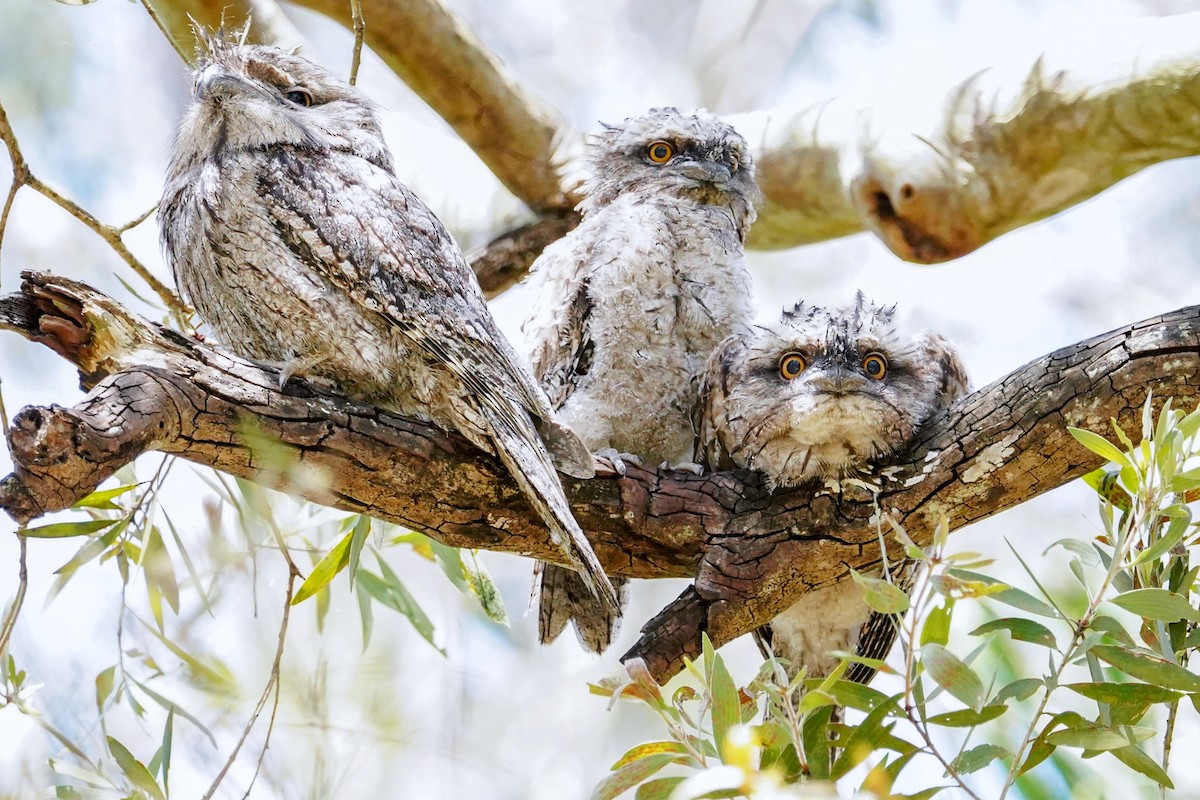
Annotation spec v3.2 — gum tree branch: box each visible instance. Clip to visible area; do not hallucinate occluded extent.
[139,1,1200,288]
[1,273,1197,681]
[287,0,577,214]
[140,0,305,62]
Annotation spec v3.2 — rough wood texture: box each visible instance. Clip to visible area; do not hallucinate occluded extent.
[3,272,1197,680]
[469,210,580,299]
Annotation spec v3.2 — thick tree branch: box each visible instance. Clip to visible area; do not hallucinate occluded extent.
[468,210,580,299]
[448,33,1200,281]
[138,2,1200,285]
[2,274,1196,681]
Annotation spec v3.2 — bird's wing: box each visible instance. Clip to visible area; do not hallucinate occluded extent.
[693,332,743,469]
[256,148,593,476]
[521,221,599,411]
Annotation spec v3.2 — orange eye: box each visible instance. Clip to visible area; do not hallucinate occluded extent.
[779,352,806,380]
[862,352,888,380]
[646,141,674,163]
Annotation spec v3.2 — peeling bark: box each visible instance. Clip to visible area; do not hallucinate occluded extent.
[2,272,1197,681]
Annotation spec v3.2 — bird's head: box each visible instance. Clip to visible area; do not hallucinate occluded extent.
[169,35,393,173]
[580,107,760,229]
[705,293,968,485]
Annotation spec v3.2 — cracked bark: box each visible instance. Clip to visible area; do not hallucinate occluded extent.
[2,272,1197,681]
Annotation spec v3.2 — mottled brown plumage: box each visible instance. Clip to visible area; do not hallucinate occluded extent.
[697,294,969,683]
[522,108,760,652]
[160,37,617,612]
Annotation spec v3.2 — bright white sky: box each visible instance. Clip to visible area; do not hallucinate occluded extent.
[2,0,1200,797]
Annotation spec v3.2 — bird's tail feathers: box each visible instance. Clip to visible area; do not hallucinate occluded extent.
[485,406,618,614]
[537,564,626,653]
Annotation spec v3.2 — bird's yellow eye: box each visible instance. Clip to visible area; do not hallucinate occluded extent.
[646,141,674,164]
[779,352,806,380]
[285,87,314,107]
[862,352,888,380]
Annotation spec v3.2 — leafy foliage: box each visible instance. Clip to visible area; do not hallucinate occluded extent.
[594,396,1200,798]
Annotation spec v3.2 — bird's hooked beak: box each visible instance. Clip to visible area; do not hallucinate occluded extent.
[679,160,734,189]
[195,63,260,103]
[808,366,868,395]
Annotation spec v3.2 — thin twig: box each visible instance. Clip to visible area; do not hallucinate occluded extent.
[240,673,284,800]
[0,98,188,320]
[137,0,190,63]
[903,704,985,800]
[0,534,28,659]
[348,0,365,86]
[115,203,160,236]
[201,547,300,800]
[1161,699,1178,800]
[999,502,1145,796]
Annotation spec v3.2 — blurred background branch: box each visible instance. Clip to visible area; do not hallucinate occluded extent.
[134,0,1200,287]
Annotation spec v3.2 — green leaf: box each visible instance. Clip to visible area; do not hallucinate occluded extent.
[127,678,218,747]
[817,680,896,714]
[947,569,1061,618]
[1068,428,1131,468]
[926,704,1007,728]
[73,484,139,510]
[1065,682,1182,706]
[1086,615,1135,646]
[949,743,1009,774]
[357,555,442,654]
[95,665,117,713]
[1019,711,1082,777]
[893,790,951,800]
[24,519,117,539]
[428,538,470,591]
[796,688,838,715]
[921,644,984,712]
[611,741,691,770]
[589,754,683,800]
[347,515,371,588]
[829,650,892,675]
[969,618,1057,648]
[1132,512,1191,568]
[1043,537,1102,565]
[634,777,685,800]
[142,526,180,624]
[49,759,119,790]
[852,569,910,614]
[1108,588,1200,622]
[463,550,508,625]
[136,617,236,696]
[107,737,166,800]
[1091,645,1200,692]
[1109,744,1174,788]
[356,578,374,651]
[921,601,953,647]
[995,678,1043,705]
[831,692,905,779]
[293,529,354,605]
[150,707,174,790]
[710,649,738,754]
[1045,723,1155,751]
